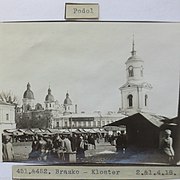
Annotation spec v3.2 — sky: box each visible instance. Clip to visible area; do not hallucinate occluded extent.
[0,22,179,117]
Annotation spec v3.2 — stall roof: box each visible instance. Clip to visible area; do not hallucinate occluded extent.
[30,128,43,133]
[104,112,169,128]
[83,129,96,133]
[3,129,17,133]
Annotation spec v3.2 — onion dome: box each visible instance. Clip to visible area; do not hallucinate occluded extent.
[45,87,54,102]
[23,83,34,99]
[64,92,72,105]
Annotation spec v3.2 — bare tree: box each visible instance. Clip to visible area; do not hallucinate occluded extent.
[0,91,19,105]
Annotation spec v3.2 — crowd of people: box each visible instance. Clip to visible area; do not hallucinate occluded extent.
[2,129,175,164]
[104,130,128,154]
[28,133,98,162]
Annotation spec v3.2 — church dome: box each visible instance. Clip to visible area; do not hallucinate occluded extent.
[64,92,72,105]
[126,54,143,63]
[45,88,54,102]
[23,83,34,99]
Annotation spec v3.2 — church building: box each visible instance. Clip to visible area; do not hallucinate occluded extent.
[119,38,152,115]
[105,38,177,148]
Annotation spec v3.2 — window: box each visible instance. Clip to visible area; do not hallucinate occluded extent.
[64,122,68,127]
[98,121,101,127]
[6,114,9,120]
[88,121,91,127]
[102,121,105,126]
[127,94,133,107]
[46,104,48,108]
[27,104,31,111]
[76,121,78,127]
[83,121,86,127]
[74,121,77,127]
[128,66,134,77]
[93,121,96,127]
[56,121,59,128]
[50,104,51,108]
[141,66,143,77]
[145,94,148,106]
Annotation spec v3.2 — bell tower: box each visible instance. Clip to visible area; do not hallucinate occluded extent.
[44,87,55,110]
[63,92,73,115]
[119,37,152,115]
[22,82,35,112]
[126,36,144,83]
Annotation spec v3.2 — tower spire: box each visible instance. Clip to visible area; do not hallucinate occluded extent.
[131,34,136,56]
[27,82,30,89]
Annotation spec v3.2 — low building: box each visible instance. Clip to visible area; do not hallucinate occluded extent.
[105,112,176,148]
[52,112,126,129]
[0,100,16,130]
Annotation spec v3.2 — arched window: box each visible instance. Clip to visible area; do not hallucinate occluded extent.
[127,94,133,107]
[26,104,31,111]
[128,66,134,77]
[56,122,59,128]
[145,94,148,106]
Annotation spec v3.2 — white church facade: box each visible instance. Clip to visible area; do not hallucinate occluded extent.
[119,38,152,115]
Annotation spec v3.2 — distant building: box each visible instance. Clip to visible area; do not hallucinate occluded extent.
[16,82,125,129]
[52,112,126,129]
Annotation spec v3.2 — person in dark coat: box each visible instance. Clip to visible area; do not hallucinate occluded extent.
[45,137,54,161]
[69,133,78,152]
[37,134,47,161]
[116,130,127,154]
[121,130,127,153]
[53,134,64,161]
[116,133,121,152]
[76,135,85,161]
[88,134,96,149]
[28,134,39,160]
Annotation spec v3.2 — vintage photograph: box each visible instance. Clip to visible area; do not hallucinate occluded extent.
[0,22,179,166]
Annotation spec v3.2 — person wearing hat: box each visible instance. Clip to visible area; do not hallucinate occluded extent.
[76,135,86,161]
[161,129,175,163]
[37,134,47,161]
[2,135,14,161]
